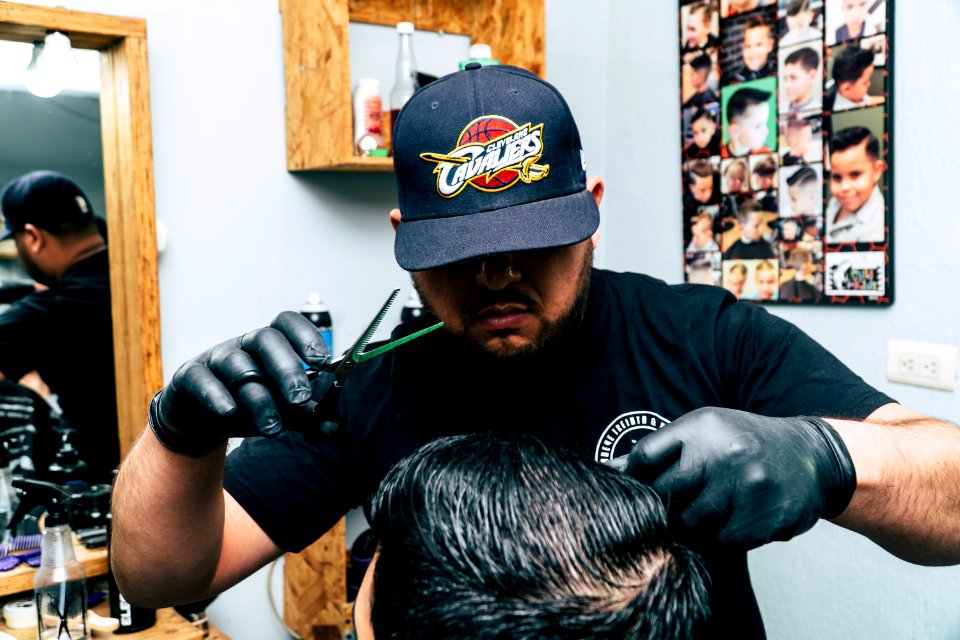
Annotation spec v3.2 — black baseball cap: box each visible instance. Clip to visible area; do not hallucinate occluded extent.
[392,65,599,271]
[0,170,95,240]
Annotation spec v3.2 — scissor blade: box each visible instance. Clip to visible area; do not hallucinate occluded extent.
[357,321,445,363]
[349,288,400,359]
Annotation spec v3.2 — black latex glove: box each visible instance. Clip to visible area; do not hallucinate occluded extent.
[623,407,857,550]
[148,311,332,457]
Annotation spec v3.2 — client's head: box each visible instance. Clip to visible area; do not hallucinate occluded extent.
[356,432,711,640]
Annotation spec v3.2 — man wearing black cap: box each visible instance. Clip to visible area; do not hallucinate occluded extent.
[0,171,117,482]
[112,66,960,636]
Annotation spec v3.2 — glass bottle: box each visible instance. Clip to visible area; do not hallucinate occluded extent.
[388,21,419,154]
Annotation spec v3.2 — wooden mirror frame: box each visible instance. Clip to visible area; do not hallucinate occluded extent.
[0,2,161,460]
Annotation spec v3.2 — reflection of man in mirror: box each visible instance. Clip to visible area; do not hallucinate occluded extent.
[0,171,117,482]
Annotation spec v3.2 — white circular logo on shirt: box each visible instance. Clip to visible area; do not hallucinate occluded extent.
[594,411,671,463]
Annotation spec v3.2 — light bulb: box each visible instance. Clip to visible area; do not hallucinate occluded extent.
[24,32,78,99]
[24,40,59,98]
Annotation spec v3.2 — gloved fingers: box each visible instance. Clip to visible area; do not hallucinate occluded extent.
[206,347,283,437]
[270,311,332,368]
[649,459,707,515]
[169,361,236,417]
[676,483,734,535]
[238,326,313,405]
[624,427,685,483]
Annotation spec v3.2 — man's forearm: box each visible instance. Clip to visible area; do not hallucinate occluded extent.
[112,426,228,608]
[829,406,960,566]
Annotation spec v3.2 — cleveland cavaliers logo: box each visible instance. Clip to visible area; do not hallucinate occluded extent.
[595,411,671,464]
[420,115,550,198]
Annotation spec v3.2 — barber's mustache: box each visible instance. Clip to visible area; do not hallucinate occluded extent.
[465,287,540,316]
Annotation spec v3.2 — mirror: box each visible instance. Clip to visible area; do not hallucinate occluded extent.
[0,2,161,467]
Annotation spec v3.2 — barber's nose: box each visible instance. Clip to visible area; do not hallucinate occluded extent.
[476,253,522,290]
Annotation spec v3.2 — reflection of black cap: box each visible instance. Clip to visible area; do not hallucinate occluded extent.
[0,171,95,241]
[392,65,598,271]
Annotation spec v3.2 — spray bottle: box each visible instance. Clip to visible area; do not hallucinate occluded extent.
[0,443,18,546]
[9,478,89,640]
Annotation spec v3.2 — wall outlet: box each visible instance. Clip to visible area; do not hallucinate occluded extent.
[886,339,957,391]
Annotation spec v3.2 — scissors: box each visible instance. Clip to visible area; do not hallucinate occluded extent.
[299,288,443,429]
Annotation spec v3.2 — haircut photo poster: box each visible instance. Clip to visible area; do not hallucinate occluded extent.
[679,0,893,305]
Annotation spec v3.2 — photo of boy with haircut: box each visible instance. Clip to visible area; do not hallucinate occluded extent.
[780,115,820,166]
[830,45,885,112]
[826,125,885,243]
[684,159,720,210]
[751,259,778,301]
[780,0,822,47]
[782,164,822,217]
[780,46,822,113]
[828,0,884,45]
[683,51,720,108]
[728,14,776,83]
[721,158,750,194]
[779,245,822,302]
[722,260,748,298]
[722,85,774,158]
[682,1,719,52]
[722,198,776,260]
[684,106,722,160]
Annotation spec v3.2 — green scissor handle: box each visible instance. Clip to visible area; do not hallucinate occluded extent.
[300,290,443,431]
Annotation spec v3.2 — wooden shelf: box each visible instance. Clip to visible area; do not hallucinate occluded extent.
[279,0,545,172]
[0,602,227,640]
[325,156,394,172]
[0,536,107,598]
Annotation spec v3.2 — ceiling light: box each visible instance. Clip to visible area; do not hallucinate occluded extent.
[24,31,78,99]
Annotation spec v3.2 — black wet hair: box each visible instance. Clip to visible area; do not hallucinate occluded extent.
[366,432,711,640]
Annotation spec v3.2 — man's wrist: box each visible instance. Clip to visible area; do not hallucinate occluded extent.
[148,390,225,459]
[804,416,857,518]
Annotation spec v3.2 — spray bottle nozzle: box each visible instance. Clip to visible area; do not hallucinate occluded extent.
[9,478,74,531]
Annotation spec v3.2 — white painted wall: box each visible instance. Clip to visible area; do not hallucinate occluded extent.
[33,0,960,637]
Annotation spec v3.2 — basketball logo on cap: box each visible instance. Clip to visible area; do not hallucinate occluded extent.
[420,115,550,198]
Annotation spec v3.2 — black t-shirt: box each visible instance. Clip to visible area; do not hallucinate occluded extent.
[225,269,892,638]
[0,251,117,481]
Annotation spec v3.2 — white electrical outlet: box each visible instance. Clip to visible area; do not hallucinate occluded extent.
[886,339,958,391]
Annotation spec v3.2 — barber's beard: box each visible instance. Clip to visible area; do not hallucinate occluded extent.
[16,248,54,287]
[414,249,593,363]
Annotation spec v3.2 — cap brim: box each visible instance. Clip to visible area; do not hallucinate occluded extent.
[394,188,600,271]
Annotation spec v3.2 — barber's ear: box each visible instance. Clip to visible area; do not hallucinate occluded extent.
[20,223,44,253]
[587,176,604,207]
[586,177,604,249]
[389,208,401,232]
